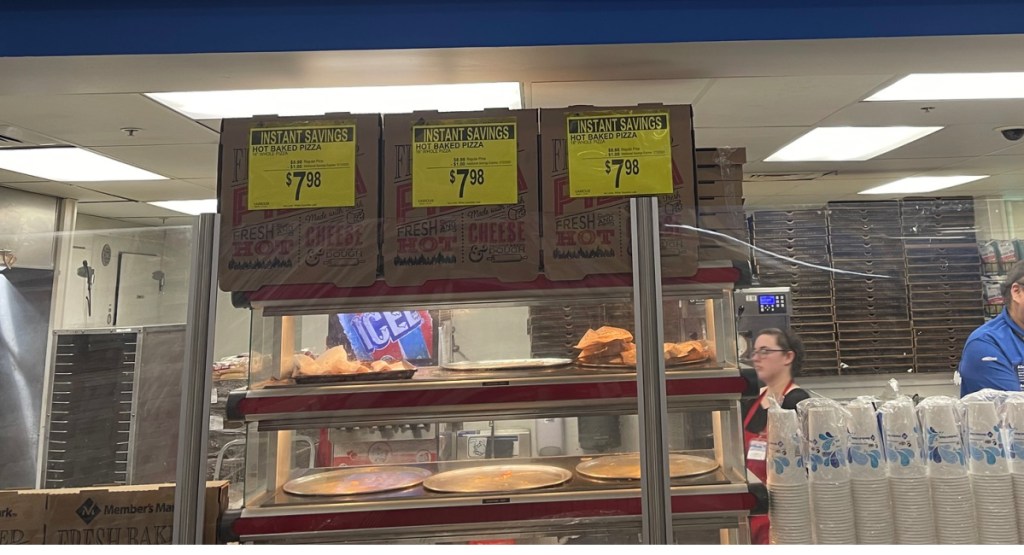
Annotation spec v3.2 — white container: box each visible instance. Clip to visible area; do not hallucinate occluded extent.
[767,408,807,487]
[965,400,1010,475]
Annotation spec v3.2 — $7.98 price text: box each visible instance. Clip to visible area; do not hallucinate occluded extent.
[449,168,485,198]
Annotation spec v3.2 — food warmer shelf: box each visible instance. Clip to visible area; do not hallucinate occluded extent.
[242,265,744,314]
[227,367,754,429]
[223,455,766,543]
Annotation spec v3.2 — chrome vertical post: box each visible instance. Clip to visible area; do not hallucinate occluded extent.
[173,213,220,544]
[631,197,673,544]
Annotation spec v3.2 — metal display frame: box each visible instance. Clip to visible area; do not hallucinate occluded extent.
[216,205,762,545]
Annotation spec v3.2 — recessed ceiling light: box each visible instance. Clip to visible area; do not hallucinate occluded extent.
[867,73,1024,101]
[146,83,524,119]
[0,147,166,181]
[765,127,942,162]
[149,199,218,215]
[859,175,988,195]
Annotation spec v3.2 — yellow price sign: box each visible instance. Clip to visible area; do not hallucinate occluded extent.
[248,123,357,210]
[566,112,672,198]
[412,120,519,208]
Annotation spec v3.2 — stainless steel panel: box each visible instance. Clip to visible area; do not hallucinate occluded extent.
[0,268,54,488]
[131,324,186,483]
[0,186,58,270]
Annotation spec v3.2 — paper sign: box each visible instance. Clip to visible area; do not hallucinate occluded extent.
[566,111,672,197]
[247,123,357,209]
[411,120,518,207]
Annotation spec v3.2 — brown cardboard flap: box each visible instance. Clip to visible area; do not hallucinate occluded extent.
[699,211,747,231]
[697,195,745,210]
[217,114,381,293]
[696,166,744,181]
[541,104,698,280]
[696,147,747,165]
[695,180,743,198]
[0,491,48,545]
[382,109,540,287]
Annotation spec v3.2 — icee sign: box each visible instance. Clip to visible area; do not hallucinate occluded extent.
[338,310,434,362]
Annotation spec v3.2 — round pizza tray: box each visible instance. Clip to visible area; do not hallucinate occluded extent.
[575,453,719,480]
[577,356,710,369]
[422,464,573,493]
[283,466,432,496]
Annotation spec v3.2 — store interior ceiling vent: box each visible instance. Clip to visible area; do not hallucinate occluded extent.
[745,171,837,182]
[0,126,62,149]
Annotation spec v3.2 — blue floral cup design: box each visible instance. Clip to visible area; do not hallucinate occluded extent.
[808,432,846,472]
[968,425,1007,466]
[926,426,966,466]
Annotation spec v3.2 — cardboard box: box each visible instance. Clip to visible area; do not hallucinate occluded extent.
[0,482,227,545]
[696,147,747,166]
[696,166,744,182]
[700,244,751,261]
[0,490,48,545]
[382,109,540,286]
[696,180,743,198]
[699,228,749,245]
[699,211,747,231]
[697,195,745,210]
[45,481,228,545]
[217,114,381,293]
[540,104,698,280]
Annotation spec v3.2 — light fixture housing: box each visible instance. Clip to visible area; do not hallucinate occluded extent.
[0,147,166,181]
[765,126,942,162]
[859,175,988,195]
[146,82,524,119]
[867,73,1024,101]
[148,199,218,215]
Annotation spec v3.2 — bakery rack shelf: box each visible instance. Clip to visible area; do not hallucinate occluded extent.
[228,367,752,430]
[245,263,743,315]
[223,456,764,543]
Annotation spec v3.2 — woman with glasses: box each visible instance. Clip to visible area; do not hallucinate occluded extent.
[742,327,810,544]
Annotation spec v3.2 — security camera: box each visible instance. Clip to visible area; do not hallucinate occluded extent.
[997,126,1024,141]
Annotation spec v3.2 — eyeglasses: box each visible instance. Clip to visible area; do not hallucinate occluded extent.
[751,348,788,358]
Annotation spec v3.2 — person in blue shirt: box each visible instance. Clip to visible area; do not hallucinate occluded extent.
[959,261,1024,396]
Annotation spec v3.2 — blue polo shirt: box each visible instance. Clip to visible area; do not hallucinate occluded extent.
[959,309,1024,397]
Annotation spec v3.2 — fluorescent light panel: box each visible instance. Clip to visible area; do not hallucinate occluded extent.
[146,83,523,119]
[868,73,1024,101]
[0,147,166,182]
[859,175,987,195]
[765,126,942,162]
[149,199,218,215]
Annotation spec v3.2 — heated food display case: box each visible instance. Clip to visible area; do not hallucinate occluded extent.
[222,268,764,544]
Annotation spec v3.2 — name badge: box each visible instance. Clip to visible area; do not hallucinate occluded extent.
[1016,363,1024,386]
[747,439,768,461]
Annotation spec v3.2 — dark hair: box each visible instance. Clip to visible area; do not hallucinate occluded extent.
[756,327,805,377]
[1003,261,1024,302]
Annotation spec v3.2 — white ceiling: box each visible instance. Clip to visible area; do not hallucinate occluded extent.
[4,34,1024,224]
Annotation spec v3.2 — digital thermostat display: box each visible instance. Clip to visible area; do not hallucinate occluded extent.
[757,294,787,314]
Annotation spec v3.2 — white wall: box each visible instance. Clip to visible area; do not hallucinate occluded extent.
[63,216,192,329]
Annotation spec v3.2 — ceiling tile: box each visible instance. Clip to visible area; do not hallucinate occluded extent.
[107,216,196,227]
[747,157,970,180]
[693,75,892,128]
[529,79,709,109]
[75,179,215,202]
[933,155,1024,176]
[0,168,45,183]
[77,201,184,219]
[824,98,1024,127]
[0,93,218,147]
[875,125,1021,160]
[92,144,218,180]
[0,181,120,202]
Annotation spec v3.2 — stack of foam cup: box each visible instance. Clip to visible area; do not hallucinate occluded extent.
[1004,394,1024,542]
[845,397,894,544]
[766,406,812,544]
[917,396,977,544]
[879,397,936,544]
[799,399,856,544]
[965,398,1020,544]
